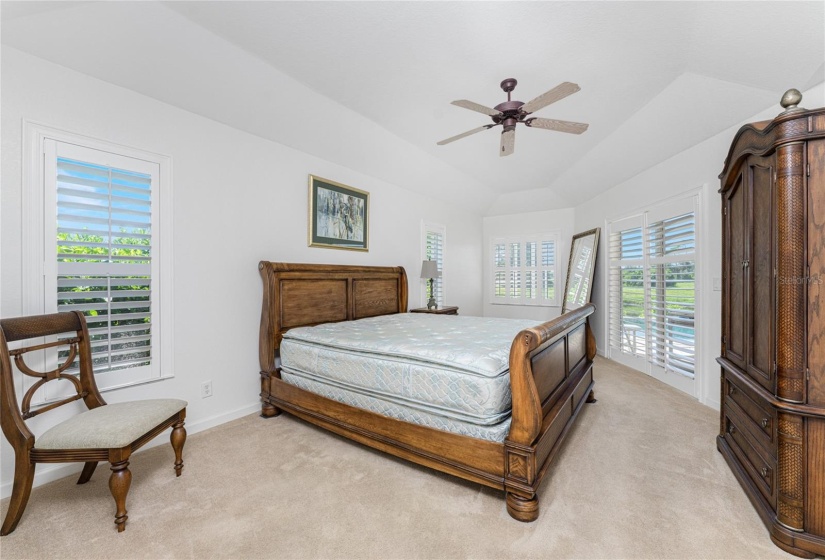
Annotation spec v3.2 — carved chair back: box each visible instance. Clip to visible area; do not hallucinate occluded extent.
[0,312,106,448]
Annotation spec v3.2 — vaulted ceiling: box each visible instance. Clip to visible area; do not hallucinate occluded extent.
[3,1,823,215]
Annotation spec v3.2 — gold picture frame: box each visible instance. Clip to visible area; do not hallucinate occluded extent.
[308,175,369,251]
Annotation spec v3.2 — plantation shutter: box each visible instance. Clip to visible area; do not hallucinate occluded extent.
[647,211,696,377]
[509,242,521,298]
[424,224,445,306]
[51,144,158,378]
[493,242,506,299]
[491,235,558,305]
[541,240,556,301]
[608,216,645,358]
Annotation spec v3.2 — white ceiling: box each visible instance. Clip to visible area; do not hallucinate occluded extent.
[3,1,824,215]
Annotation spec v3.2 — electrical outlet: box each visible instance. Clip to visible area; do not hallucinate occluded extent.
[201,380,213,399]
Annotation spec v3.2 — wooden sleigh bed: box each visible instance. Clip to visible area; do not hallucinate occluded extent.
[258,262,597,521]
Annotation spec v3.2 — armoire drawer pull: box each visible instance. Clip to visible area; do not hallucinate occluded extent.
[760,467,769,478]
[729,385,736,396]
[728,425,736,435]
[761,418,769,428]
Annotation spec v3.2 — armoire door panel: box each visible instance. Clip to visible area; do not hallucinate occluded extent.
[726,174,747,369]
[748,157,775,391]
[809,139,825,407]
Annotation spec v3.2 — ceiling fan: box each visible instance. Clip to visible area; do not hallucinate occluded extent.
[437,78,589,157]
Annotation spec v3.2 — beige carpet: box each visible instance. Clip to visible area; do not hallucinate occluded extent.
[0,357,797,559]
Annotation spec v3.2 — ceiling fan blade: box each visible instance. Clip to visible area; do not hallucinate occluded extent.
[437,125,493,145]
[521,82,581,114]
[451,99,502,117]
[526,118,589,135]
[500,129,515,157]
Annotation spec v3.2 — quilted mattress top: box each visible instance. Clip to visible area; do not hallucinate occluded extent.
[281,313,538,378]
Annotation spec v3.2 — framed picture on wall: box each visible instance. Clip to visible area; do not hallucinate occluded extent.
[308,175,369,251]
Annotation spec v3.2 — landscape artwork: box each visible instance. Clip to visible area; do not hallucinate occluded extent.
[308,175,369,251]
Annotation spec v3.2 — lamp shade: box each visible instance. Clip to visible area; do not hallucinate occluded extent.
[420,260,441,279]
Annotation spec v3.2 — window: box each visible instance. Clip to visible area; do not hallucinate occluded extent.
[491,233,559,306]
[25,123,172,392]
[422,223,446,307]
[608,220,645,358]
[647,212,696,377]
[607,196,698,391]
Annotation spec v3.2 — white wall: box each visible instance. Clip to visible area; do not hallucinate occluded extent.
[0,48,483,496]
[573,82,825,410]
[482,209,575,321]
[3,42,822,497]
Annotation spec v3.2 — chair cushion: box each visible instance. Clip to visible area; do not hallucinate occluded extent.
[35,399,187,450]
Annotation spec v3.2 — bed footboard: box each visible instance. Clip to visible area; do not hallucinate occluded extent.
[504,303,597,521]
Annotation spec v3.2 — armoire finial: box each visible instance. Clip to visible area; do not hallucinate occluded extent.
[779,88,803,114]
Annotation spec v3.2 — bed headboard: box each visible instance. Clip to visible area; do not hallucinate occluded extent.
[258,261,408,374]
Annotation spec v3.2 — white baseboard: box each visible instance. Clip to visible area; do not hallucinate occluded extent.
[0,401,260,499]
[185,400,261,435]
[702,397,721,412]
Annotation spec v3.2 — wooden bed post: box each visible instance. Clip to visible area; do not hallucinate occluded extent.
[504,304,597,522]
[258,262,281,418]
[504,328,543,521]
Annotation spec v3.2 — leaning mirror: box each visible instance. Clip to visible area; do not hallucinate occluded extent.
[562,228,601,313]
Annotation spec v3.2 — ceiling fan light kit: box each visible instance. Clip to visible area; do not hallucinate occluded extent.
[438,78,589,157]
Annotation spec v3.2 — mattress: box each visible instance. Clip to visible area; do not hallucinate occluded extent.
[280,370,513,442]
[279,313,538,438]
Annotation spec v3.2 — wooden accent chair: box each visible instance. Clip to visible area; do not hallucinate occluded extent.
[0,312,187,535]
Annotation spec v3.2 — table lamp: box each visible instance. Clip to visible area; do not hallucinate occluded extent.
[420,260,441,310]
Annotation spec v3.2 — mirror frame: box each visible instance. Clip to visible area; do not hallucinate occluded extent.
[561,227,601,314]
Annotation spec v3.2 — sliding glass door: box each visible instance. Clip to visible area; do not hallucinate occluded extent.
[607,196,698,396]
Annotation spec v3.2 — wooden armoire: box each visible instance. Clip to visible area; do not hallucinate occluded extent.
[718,89,825,559]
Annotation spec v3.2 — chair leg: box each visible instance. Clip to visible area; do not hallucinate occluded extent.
[77,461,98,484]
[108,460,131,533]
[170,420,186,477]
[1,454,35,536]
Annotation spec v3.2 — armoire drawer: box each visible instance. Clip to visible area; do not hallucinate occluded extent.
[724,413,776,505]
[725,374,776,454]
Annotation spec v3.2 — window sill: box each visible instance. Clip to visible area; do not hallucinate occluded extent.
[489,301,560,308]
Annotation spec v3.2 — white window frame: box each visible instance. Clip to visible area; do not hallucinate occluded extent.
[490,232,561,307]
[607,213,646,368]
[605,191,701,398]
[421,222,446,307]
[22,121,174,397]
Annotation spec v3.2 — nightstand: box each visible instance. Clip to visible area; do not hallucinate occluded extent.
[409,306,459,315]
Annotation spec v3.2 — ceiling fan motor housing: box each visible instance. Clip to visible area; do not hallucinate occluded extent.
[493,100,526,130]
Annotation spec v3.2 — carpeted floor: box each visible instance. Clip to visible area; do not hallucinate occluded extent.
[0,357,796,559]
